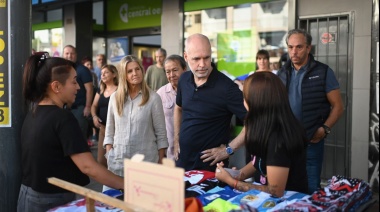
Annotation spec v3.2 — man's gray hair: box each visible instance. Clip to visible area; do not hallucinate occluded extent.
[286,29,312,46]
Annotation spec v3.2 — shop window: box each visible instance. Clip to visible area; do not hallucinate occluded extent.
[184,0,288,78]
[194,14,201,24]
[33,28,63,57]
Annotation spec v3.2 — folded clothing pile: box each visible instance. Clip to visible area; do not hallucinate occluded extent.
[273,175,373,212]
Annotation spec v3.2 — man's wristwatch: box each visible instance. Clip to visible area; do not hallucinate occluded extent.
[322,124,331,135]
[226,144,234,155]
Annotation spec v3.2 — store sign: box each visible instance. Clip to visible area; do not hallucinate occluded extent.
[107,0,162,31]
[321,32,336,44]
[0,0,10,127]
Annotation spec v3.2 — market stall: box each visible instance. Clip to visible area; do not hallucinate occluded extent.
[48,155,376,212]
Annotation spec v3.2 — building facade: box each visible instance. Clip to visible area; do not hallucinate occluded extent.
[0,0,378,210]
[31,0,379,191]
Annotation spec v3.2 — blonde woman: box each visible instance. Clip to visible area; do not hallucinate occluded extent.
[91,64,119,167]
[104,55,168,178]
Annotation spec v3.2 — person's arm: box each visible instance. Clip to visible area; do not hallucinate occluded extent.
[91,93,101,128]
[201,127,246,165]
[104,95,116,151]
[216,162,289,197]
[83,82,93,117]
[311,89,344,143]
[71,152,123,189]
[216,161,255,181]
[173,104,182,161]
[158,148,166,164]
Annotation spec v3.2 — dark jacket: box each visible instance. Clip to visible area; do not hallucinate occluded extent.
[278,54,330,140]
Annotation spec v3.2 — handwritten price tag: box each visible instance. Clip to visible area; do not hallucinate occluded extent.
[124,154,184,212]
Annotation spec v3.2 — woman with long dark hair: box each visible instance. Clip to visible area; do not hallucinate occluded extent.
[215,72,308,197]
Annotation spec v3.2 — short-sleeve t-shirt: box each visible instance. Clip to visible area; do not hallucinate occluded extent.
[175,65,247,171]
[73,63,93,107]
[21,105,90,193]
[251,134,308,194]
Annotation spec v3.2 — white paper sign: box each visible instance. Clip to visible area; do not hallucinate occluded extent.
[124,154,184,212]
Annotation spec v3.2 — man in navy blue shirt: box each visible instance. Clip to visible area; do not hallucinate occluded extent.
[174,33,247,171]
[63,45,93,141]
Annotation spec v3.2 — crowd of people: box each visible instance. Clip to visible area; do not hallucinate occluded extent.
[19,28,343,211]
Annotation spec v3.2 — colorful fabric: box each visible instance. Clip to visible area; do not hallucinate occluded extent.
[305,175,372,211]
[185,178,219,197]
[197,186,242,206]
[230,189,308,211]
[184,170,216,186]
[185,197,204,212]
[203,198,240,212]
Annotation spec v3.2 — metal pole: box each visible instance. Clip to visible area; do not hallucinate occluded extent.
[0,0,30,210]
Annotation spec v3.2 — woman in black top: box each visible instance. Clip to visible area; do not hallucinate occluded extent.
[91,64,118,167]
[18,53,124,212]
[215,72,308,197]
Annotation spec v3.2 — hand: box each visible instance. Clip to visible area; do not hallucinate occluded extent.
[105,144,113,152]
[83,106,91,117]
[310,127,325,143]
[215,162,233,184]
[201,144,229,166]
[173,139,180,161]
[93,116,103,128]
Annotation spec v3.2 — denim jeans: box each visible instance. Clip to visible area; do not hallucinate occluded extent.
[17,184,75,212]
[306,139,325,194]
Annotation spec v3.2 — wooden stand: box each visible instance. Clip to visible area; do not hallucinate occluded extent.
[47,177,147,212]
[48,155,184,211]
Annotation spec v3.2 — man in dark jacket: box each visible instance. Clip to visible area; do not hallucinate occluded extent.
[277,29,344,194]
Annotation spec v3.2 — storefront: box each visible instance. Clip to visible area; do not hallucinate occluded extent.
[28,0,379,196]
[183,0,288,78]
[32,0,163,66]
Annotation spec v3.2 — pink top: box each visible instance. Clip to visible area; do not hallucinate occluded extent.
[156,83,177,160]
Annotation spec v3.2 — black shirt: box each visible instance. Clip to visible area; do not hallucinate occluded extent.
[252,135,308,194]
[21,105,90,193]
[176,64,247,171]
[97,90,111,125]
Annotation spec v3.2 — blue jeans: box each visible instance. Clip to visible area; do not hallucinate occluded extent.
[306,139,325,194]
[17,184,75,212]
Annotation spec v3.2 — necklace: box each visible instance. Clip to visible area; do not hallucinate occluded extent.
[258,158,267,184]
[252,156,267,185]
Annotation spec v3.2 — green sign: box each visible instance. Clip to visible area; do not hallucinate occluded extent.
[185,0,267,12]
[107,0,162,31]
[217,29,258,77]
